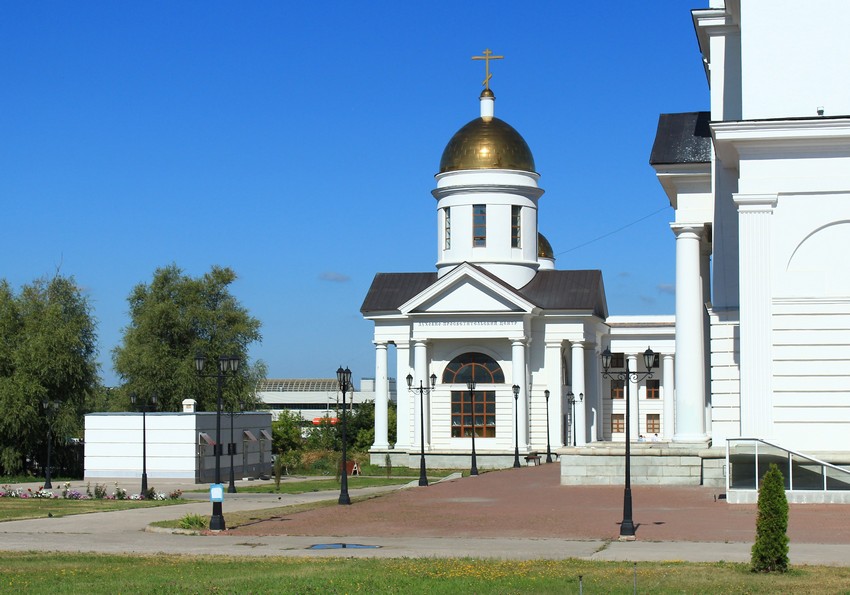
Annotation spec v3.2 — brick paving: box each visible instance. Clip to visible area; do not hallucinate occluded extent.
[229,463,850,544]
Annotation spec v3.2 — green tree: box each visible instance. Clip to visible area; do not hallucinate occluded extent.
[347,400,396,451]
[112,265,265,412]
[0,275,98,475]
[272,409,304,454]
[751,463,790,572]
[305,418,339,451]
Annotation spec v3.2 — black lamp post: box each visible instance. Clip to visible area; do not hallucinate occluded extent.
[567,391,583,447]
[601,346,655,540]
[466,380,478,476]
[42,400,59,489]
[406,372,437,487]
[227,400,245,493]
[544,389,552,463]
[336,366,353,505]
[512,384,521,468]
[195,353,240,531]
[130,393,157,494]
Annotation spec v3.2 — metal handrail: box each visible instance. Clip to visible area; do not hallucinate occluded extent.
[726,438,850,492]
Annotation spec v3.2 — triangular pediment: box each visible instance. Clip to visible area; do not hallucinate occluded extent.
[399,263,535,315]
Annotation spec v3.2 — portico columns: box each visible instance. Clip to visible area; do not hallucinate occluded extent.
[570,341,587,446]
[587,344,600,442]
[394,342,412,450]
[413,339,430,448]
[372,341,389,450]
[544,341,564,448]
[662,353,675,440]
[734,193,777,438]
[671,223,708,442]
[511,340,529,447]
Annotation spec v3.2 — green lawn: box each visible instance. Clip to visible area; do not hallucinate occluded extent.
[0,498,186,522]
[235,475,417,494]
[1,553,848,594]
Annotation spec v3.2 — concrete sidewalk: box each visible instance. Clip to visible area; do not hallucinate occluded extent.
[2,466,849,565]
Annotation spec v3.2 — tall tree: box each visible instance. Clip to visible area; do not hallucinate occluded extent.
[0,275,99,474]
[113,265,264,412]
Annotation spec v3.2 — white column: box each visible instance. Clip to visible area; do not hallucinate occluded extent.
[587,344,600,442]
[627,353,640,439]
[734,193,777,438]
[662,353,675,441]
[671,223,708,442]
[544,341,564,448]
[511,340,528,447]
[372,341,389,450]
[394,342,412,450]
[570,341,587,446]
[413,340,430,448]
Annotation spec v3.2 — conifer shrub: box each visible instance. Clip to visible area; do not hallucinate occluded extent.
[751,463,789,572]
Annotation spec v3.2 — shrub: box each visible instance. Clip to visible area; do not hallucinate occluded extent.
[178,513,207,530]
[751,463,789,572]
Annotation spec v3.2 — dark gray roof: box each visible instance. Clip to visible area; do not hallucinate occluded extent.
[360,272,437,313]
[519,270,607,318]
[649,112,712,165]
[361,268,607,319]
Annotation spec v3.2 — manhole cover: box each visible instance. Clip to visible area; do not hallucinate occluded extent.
[308,543,381,550]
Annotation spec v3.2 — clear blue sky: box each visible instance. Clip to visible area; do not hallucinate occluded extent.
[2,2,708,387]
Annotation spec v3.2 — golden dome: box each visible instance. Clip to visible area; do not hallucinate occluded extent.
[538,232,554,259]
[439,116,536,174]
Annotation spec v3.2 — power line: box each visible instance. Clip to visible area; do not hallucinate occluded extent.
[555,205,671,256]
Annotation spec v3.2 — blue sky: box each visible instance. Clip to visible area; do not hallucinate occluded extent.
[2,2,708,387]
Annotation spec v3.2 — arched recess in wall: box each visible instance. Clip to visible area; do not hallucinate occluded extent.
[442,352,505,384]
[785,220,850,296]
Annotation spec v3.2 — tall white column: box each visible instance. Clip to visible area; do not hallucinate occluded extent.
[394,342,412,450]
[734,193,777,438]
[662,353,675,440]
[413,340,430,448]
[544,341,564,448]
[587,344,600,442]
[511,340,528,447]
[570,341,587,446]
[671,223,708,442]
[372,341,389,450]
[627,353,640,439]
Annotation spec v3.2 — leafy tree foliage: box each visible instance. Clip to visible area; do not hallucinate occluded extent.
[751,463,789,572]
[272,409,304,454]
[305,418,339,451]
[0,275,98,474]
[346,400,396,451]
[112,265,264,412]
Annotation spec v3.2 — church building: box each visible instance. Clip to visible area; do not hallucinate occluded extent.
[361,54,675,469]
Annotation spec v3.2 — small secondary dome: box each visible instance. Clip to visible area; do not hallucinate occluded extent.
[439,90,535,174]
[538,233,554,259]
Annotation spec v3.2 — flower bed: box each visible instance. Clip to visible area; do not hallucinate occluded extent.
[0,482,182,501]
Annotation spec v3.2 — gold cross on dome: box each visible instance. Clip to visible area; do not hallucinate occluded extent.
[472,48,504,90]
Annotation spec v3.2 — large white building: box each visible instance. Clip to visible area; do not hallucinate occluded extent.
[362,2,850,493]
[361,77,676,469]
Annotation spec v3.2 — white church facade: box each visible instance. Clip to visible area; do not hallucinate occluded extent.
[362,1,850,488]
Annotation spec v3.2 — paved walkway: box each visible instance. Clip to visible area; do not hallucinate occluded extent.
[3,465,850,565]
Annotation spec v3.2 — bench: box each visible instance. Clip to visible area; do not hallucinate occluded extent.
[524,451,541,466]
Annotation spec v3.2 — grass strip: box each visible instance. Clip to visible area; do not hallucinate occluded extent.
[0,552,848,594]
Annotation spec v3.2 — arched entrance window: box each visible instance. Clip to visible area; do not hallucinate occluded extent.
[442,352,505,384]
[442,353,503,438]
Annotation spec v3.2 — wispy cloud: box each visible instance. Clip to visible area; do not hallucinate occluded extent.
[319,271,350,283]
[657,283,675,295]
